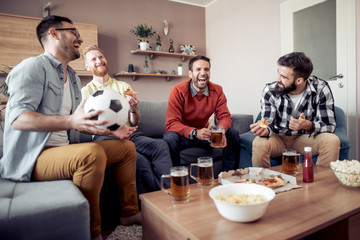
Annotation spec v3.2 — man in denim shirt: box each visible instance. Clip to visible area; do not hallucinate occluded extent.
[0,15,140,240]
[250,52,340,167]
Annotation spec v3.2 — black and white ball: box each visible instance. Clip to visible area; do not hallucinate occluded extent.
[84,89,130,131]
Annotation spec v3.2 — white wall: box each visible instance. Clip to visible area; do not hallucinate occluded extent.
[206,0,285,118]
[206,0,359,160]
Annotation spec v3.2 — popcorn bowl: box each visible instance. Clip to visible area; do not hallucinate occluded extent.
[330,160,360,188]
[209,183,275,222]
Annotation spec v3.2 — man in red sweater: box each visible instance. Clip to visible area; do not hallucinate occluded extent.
[163,55,240,170]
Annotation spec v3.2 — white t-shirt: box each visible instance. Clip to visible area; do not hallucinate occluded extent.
[46,77,71,146]
[289,92,304,117]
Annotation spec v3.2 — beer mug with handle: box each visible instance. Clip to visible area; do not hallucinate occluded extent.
[282,149,301,175]
[190,157,214,187]
[161,166,191,203]
[210,125,225,148]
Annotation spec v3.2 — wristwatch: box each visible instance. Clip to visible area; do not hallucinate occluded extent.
[193,129,197,138]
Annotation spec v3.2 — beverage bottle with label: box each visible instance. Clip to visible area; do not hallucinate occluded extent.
[303,147,314,182]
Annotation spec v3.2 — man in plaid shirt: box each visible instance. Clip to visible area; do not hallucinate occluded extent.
[250,52,340,167]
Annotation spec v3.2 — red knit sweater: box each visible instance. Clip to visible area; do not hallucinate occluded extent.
[165,79,232,138]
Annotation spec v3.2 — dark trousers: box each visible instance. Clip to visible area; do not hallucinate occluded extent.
[94,132,172,194]
[163,127,240,171]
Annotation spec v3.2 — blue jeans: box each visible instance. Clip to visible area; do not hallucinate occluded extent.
[163,127,240,171]
[94,132,172,194]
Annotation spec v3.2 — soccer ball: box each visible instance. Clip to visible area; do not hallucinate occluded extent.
[84,89,130,131]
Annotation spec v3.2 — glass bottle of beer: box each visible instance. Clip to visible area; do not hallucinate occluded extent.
[303,147,314,182]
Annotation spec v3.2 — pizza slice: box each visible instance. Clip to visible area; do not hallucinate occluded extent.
[257,176,285,188]
[123,88,138,96]
[257,119,269,128]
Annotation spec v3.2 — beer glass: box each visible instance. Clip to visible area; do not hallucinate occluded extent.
[190,157,215,187]
[161,166,190,203]
[282,149,300,175]
[210,125,224,148]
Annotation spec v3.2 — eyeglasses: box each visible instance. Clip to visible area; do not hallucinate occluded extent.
[55,28,80,38]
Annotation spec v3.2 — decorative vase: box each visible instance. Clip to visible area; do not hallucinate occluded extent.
[140,41,148,51]
[169,39,174,53]
[156,45,161,51]
[178,64,183,75]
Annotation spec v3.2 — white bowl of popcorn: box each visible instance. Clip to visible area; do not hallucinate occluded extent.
[330,160,360,188]
[209,183,275,222]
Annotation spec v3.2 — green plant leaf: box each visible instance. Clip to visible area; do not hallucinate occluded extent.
[130,24,157,39]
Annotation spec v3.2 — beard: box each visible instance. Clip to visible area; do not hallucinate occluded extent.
[192,74,209,90]
[90,64,108,77]
[70,49,80,60]
[60,40,81,61]
[275,81,296,95]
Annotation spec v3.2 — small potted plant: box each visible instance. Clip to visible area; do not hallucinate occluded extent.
[130,24,156,50]
[156,35,161,52]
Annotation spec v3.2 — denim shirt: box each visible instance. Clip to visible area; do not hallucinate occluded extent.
[0,52,82,181]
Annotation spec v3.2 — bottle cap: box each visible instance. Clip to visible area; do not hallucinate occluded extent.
[304,147,312,152]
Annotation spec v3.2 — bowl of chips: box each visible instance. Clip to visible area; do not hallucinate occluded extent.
[330,160,360,188]
[209,183,275,222]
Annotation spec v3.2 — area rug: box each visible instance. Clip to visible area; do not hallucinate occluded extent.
[105,225,142,240]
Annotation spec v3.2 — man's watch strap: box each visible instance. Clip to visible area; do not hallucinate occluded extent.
[190,128,197,139]
[193,129,197,138]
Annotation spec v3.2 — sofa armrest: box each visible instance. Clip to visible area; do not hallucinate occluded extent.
[334,106,350,149]
[334,126,350,151]
[334,106,350,159]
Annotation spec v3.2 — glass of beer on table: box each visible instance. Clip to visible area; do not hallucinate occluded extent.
[190,157,215,187]
[282,149,300,175]
[210,125,225,148]
[161,166,190,203]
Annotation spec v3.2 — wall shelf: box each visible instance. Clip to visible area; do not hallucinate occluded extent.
[114,72,188,81]
[120,49,194,81]
[130,50,196,62]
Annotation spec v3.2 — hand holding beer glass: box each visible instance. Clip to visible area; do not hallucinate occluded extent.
[282,149,300,175]
[161,166,191,203]
[190,157,215,187]
[210,125,226,148]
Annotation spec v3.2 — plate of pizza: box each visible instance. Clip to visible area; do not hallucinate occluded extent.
[218,167,300,193]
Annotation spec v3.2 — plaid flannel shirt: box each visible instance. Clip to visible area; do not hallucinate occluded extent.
[260,75,336,136]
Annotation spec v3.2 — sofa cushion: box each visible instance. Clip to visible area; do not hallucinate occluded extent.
[226,113,253,135]
[0,177,90,240]
[137,101,168,138]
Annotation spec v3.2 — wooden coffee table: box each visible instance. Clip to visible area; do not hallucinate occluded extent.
[140,166,360,240]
